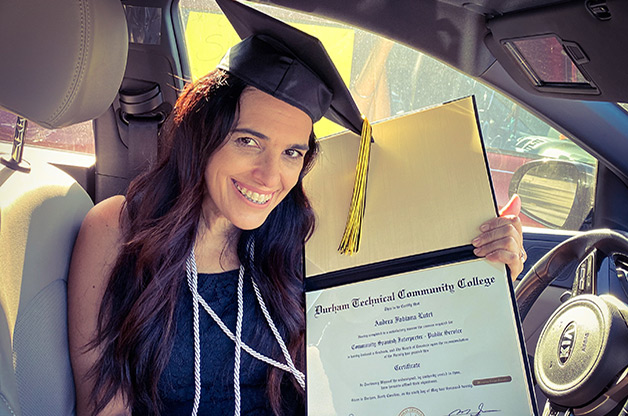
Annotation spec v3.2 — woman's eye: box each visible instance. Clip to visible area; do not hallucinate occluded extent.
[235,136,258,147]
[285,148,304,159]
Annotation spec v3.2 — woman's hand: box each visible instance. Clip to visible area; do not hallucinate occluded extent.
[472,195,526,280]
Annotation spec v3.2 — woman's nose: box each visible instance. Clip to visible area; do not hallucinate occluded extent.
[252,153,281,187]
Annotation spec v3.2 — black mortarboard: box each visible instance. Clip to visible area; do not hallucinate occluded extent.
[216,0,372,255]
[215,0,363,135]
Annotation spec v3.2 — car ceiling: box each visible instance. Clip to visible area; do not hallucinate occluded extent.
[263,0,625,94]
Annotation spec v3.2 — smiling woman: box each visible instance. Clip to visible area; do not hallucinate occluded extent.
[66,1,525,416]
[67,1,355,413]
[68,66,319,416]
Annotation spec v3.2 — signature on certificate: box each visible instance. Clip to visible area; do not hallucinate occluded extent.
[446,402,500,416]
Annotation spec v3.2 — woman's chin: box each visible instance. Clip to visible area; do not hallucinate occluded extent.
[231,214,271,231]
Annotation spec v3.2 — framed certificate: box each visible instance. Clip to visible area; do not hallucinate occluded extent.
[303,96,538,415]
[305,255,537,415]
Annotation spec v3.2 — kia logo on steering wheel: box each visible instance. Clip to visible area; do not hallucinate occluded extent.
[558,321,577,365]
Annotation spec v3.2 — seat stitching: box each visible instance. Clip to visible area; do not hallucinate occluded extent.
[49,0,90,124]
[0,393,17,416]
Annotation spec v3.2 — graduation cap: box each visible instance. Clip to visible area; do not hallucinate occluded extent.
[216,0,373,255]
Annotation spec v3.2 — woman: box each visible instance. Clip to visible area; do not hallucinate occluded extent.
[69,68,317,415]
[68,2,527,416]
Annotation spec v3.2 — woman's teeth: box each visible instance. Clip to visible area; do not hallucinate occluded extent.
[235,183,272,204]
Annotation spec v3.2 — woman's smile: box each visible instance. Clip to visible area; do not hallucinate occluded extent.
[233,180,274,205]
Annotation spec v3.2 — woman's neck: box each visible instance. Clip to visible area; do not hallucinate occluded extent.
[194,215,241,274]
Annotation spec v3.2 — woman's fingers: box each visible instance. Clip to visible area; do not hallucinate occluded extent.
[475,217,523,249]
[473,234,519,257]
[473,195,526,279]
[472,233,525,279]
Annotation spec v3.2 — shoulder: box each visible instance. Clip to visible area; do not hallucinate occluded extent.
[68,195,130,415]
[68,195,126,302]
[76,195,127,256]
[81,194,126,238]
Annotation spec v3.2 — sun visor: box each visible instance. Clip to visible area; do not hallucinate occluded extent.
[485,0,628,102]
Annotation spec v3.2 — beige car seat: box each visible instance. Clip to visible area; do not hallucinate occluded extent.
[0,0,128,415]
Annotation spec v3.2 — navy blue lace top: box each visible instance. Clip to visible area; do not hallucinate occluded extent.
[154,269,303,415]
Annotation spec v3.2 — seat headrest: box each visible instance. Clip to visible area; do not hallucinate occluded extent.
[0,0,128,129]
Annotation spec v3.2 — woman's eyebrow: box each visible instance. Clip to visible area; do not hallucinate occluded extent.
[232,128,309,150]
[233,127,269,140]
[291,142,310,151]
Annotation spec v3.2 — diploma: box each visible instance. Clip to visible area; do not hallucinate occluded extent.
[306,258,536,415]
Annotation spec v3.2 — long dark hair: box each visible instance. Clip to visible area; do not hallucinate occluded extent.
[88,69,318,415]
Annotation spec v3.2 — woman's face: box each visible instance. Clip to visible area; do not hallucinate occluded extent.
[203,87,312,231]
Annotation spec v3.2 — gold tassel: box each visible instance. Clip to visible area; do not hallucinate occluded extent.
[338,117,373,255]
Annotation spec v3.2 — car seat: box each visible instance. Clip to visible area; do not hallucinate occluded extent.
[0,0,128,415]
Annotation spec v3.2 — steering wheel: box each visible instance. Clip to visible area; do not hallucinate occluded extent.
[515,229,628,416]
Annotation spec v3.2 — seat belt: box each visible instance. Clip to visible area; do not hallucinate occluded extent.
[1,116,31,173]
[119,84,166,179]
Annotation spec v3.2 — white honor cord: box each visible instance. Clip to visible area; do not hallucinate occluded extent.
[251,278,305,389]
[185,239,305,416]
[243,239,305,388]
[185,253,202,416]
[233,249,244,416]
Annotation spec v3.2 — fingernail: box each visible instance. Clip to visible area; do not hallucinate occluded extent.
[472,238,480,246]
[480,224,489,232]
[473,248,480,256]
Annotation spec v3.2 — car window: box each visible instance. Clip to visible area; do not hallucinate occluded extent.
[0,109,95,154]
[178,0,597,231]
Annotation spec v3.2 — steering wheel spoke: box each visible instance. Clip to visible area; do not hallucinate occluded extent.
[541,399,571,416]
[571,248,598,297]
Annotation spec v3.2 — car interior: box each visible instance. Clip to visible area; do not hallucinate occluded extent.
[0,0,128,415]
[1,0,628,415]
